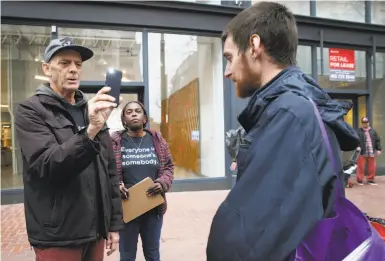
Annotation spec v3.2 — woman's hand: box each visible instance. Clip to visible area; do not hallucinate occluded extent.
[119,182,129,199]
[230,162,237,171]
[147,182,163,197]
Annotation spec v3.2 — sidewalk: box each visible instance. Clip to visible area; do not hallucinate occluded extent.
[2,177,385,261]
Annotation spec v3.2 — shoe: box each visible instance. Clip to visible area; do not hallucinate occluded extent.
[357,181,364,185]
[368,180,378,186]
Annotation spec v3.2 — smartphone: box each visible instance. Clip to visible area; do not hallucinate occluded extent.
[105,68,123,105]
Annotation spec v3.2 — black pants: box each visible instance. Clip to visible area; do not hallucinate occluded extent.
[119,209,163,261]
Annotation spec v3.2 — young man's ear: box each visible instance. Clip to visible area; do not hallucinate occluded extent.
[249,34,261,60]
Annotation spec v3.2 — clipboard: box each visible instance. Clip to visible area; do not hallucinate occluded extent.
[121,177,165,223]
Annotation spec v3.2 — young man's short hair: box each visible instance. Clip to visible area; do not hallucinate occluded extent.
[222,1,298,67]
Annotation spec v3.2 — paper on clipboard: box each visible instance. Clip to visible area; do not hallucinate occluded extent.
[121,177,165,223]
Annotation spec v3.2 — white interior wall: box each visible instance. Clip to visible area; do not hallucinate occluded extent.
[168,37,225,178]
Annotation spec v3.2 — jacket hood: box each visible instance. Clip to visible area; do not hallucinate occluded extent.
[36,83,88,108]
[238,66,359,151]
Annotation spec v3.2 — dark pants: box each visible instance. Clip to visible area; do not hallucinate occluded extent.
[34,240,104,261]
[119,209,163,261]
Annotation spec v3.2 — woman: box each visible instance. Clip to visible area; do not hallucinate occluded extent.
[110,101,174,261]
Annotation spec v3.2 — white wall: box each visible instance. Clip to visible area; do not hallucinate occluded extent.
[169,37,225,178]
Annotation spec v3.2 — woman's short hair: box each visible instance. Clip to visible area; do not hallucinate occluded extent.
[120,100,148,129]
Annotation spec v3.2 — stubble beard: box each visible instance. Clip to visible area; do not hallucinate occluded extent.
[235,56,260,98]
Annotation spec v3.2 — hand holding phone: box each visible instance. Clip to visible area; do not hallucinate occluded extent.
[87,86,117,139]
[105,68,123,105]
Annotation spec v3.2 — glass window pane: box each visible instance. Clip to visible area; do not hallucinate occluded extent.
[297,45,312,77]
[178,0,221,5]
[316,47,366,90]
[58,27,143,82]
[358,95,367,124]
[373,52,385,166]
[316,1,365,23]
[1,24,52,190]
[372,1,385,25]
[148,33,225,180]
[252,0,310,15]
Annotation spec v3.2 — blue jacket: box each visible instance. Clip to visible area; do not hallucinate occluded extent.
[206,67,359,261]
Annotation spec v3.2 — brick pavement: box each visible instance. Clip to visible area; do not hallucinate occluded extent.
[2,177,385,261]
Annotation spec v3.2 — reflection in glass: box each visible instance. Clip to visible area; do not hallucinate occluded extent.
[358,95,367,124]
[297,45,312,76]
[148,33,225,179]
[251,0,310,15]
[317,47,366,90]
[1,24,52,190]
[59,27,143,82]
[371,1,385,25]
[316,1,365,23]
[177,0,221,5]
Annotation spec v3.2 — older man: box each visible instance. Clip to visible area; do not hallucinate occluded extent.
[15,37,123,261]
[356,117,382,185]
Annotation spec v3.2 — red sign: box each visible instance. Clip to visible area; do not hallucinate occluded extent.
[329,48,356,71]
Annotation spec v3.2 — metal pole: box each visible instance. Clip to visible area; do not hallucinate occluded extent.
[320,30,324,76]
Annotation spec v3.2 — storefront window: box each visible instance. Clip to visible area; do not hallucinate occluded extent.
[251,0,310,15]
[1,24,52,190]
[148,33,225,180]
[371,1,385,25]
[58,27,143,82]
[373,52,385,166]
[317,47,366,90]
[182,0,311,13]
[178,0,221,5]
[358,95,367,124]
[297,45,312,76]
[316,1,365,23]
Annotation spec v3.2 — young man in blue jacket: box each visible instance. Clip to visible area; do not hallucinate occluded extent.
[206,2,359,261]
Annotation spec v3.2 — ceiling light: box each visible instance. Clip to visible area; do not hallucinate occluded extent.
[34,75,49,81]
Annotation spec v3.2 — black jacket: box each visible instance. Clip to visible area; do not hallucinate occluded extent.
[356,128,382,155]
[15,89,123,247]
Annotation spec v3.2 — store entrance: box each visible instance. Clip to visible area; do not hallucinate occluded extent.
[329,93,368,129]
[329,93,368,161]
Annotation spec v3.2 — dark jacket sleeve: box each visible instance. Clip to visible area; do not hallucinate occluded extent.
[154,134,174,192]
[207,108,333,261]
[15,100,100,183]
[105,134,123,232]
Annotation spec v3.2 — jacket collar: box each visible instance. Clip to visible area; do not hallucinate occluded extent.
[238,66,301,132]
[37,93,67,111]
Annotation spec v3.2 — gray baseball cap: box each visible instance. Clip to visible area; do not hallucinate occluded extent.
[44,37,94,63]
